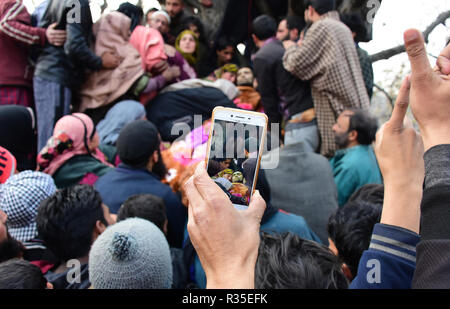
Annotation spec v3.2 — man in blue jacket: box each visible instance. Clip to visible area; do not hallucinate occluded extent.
[95,120,187,249]
[330,109,382,206]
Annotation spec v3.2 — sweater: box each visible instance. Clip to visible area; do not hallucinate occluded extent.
[350,224,419,289]
[0,0,46,87]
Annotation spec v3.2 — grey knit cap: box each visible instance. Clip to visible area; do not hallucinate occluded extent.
[89,218,173,289]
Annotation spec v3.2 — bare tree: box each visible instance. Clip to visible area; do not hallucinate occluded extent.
[371,10,450,63]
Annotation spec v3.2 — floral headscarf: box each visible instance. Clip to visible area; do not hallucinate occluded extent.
[37,113,112,175]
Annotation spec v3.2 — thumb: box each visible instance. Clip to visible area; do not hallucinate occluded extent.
[48,22,57,30]
[246,190,266,223]
[404,29,433,85]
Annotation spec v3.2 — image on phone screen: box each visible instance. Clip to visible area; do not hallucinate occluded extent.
[206,117,265,207]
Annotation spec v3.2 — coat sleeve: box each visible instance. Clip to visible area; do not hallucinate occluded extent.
[253,57,282,126]
[350,224,419,289]
[412,145,450,288]
[0,0,46,45]
[64,1,102,71]
[282,22,329,82]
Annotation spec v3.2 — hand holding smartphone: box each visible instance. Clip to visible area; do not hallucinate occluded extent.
[205,107,268,208]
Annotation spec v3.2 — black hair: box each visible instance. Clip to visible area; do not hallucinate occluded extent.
[117,2,144,32]
[0,259,47,289]
[36,185,108,263]
[252,15,277,41]
[340,13,367,43]
[255,232,349,289]
[303,0,335,15]
[0,232,25,263]
[347,109,378,145]
[182,16,206,41]
[286,15,305,32]
[117,194,167,233]
[216,36,234,51]
[327,186,383,277]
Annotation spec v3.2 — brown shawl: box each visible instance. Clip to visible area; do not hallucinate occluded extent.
[79,12,144,112]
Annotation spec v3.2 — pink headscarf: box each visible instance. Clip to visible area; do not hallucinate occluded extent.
[129,25,167,73]
[37,113,112,175]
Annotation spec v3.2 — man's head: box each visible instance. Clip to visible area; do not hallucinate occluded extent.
[0,210,24,263]
[150,10,171,34]
[276,19,289,41]
[252,15,277,48]
[255,232,349,288]
[216,37,234,66]
[116,120,167,179]
[286,15,305,41]
[0,259,52,289]
[327,184,383,280]
[145,8,158,25]
[165,0,184,19]
[332,109,378,149]
[237,67,255,87]
[340,13,367,43]
[117,194,168,235]
[304,0,335,23]
[36,185,114,263]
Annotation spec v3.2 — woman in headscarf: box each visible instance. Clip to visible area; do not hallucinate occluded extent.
[96,100,146,146]
[175,30,199,75]
[37,113,114,188]
[0,105,37,171]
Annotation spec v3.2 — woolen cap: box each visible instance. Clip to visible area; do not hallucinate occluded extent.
[89,218,173,289]
[116,120,160,167]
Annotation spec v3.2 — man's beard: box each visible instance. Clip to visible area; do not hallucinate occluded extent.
[152,149,168,180]
[0,231,25,263]
[334,131,350,149]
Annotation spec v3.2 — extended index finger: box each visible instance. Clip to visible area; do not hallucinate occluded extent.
[389,76,411,128]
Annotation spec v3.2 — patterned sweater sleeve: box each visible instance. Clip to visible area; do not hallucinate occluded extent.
[282,22,329,81]
[0,0,46,45]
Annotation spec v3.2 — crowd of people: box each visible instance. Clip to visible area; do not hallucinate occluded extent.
[0,0,449,290]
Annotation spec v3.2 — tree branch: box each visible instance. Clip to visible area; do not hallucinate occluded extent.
[370,10,450,63]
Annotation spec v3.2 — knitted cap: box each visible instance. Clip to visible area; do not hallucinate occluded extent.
[152,10,171,24]
[0,147,16,184]
[89,218,173,289]
[116,120,160,167]
[0,171,56,242]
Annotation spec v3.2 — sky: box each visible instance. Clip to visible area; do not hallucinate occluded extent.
[23,0,450,87]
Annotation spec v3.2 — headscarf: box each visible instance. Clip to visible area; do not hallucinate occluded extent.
[37,113,111,175]
[117,2,143,32]
[175,30,199,67]
[130,25,168,73]
[96,100,146,146]
[213,63,239,79]
[0,105,36,171]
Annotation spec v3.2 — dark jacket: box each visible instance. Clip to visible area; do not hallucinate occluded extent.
[276,58,314,122]
[94,164,188,248]
[350,224,419,289]
[34,0,102,88]
[261,142,338,244]
[412,144,450,289]
[45,263,90,289]
[253,39,285,126]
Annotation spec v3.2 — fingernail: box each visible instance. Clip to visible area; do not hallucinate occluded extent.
[404,29,419,43]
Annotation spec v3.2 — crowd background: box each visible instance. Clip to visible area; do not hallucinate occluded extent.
[0,0,450,290]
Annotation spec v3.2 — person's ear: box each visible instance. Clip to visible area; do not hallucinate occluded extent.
[348,130,358,143]
[251,34,258,45]
[341,263,354,281]
[94,220,107,236]
[152,150,159,164]
[163,220,168,236]
[46,282,54,289]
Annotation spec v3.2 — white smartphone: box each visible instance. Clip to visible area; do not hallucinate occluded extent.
[205,107,268,208]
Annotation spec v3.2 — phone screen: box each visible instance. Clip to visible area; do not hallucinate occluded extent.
[206,117,265,207]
